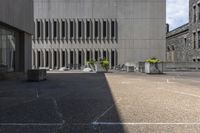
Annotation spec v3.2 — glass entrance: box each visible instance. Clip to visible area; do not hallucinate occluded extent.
[0,25,17,72]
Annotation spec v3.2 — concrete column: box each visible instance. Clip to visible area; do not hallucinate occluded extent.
[40,50,43,68]
[32,50,34,69]
[35,50,38,69]
[48,50,51,68]
[52,50,54,69]
[101,49,103,60]
[93,49,95,61]
[44,50,46,67]
[57,50,59,69]
[109,49,112,69]
[60,49,62,68]
[68,49,70,68]
[65,49,67,67]
[114,49,117,67]
[81,49,83,65]
[84,49,87,66]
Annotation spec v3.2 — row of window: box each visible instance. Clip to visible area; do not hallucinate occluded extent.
[193,31,200,49]
[33,18,118,43]
[193,4,200,23]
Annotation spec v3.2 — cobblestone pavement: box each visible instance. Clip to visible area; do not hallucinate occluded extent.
[1,72,200,133]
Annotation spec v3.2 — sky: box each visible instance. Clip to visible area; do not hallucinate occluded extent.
[167,0,189,30]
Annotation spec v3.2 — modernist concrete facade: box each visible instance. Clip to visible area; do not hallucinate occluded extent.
[167,0,200,62]
[0,0,34,72]
[32,0,166,69]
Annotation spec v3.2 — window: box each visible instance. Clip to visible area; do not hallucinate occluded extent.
[193,32,196,49]
[111,21,115,38]
[184,38,187,47]
[198,4,200,21]
[53,21,57,38]
[70,21,74,38]
[45,21,49,38]
[45,51,49,67]
[86,20,90,38]
[62,21,65,38]
[103,21,107,38]
[37,21,41,38]
[95,21,99,38]
[194,6,196,23]
[78,21,82,38]
[198,31,200,48]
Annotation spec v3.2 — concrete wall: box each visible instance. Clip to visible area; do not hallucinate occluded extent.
[33,0,166,66]
[0,0,34,72]
[0,0,34,34]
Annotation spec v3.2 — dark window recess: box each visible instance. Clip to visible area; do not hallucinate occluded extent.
[103,51,106,59]
[78,21,82,38]
[79,51,82,65]
[62,21,65,38]
[86,51,90,61]
[53,21,57,38]
[62,51,65,67]
[111,21,115,38]
[54,51,57,67]
[70,51,74,64]
[70,21,74,38]
[95,21,98,38]
[194,32,196,49]
[46,51,49,67]
[45,21,49,38]
[95,51,98,61]
[38,51,40,67]
[86,21,90,38]
[194,6,196,23]
[198,31,200,48]
[103,21,107,38]
[111,51,115,67]
[198,4,200,21]
[37,21,40,38]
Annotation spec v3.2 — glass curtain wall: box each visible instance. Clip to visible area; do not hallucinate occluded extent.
[0,25,17,72]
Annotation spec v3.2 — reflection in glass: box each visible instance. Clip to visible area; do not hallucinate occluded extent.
[0,26,17,72]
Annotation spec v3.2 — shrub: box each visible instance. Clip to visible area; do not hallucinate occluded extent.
[145,57,161,64]
[101,59,109,72]
[87,59,96,67]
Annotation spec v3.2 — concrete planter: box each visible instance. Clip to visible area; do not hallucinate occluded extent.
[95,62,107,73]
[145,62,163,74]
[27,69,47,81]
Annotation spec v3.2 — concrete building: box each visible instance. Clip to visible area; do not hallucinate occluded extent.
[167,0,200,62]
[32,0,166,70]
[0,0,34,73]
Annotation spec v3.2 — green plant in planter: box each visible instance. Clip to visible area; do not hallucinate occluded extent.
[145,57,161,64]
[101,59,109,72]
[87,59,96,68]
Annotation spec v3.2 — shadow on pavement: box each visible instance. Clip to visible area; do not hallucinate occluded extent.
[0,73,125,133]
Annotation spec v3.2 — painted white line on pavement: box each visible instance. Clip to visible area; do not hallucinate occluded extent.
[0,123,63,126]
[92,122,200,125]
[93,98,121,123]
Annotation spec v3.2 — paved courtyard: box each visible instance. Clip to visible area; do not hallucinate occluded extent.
[1,72,200,133]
